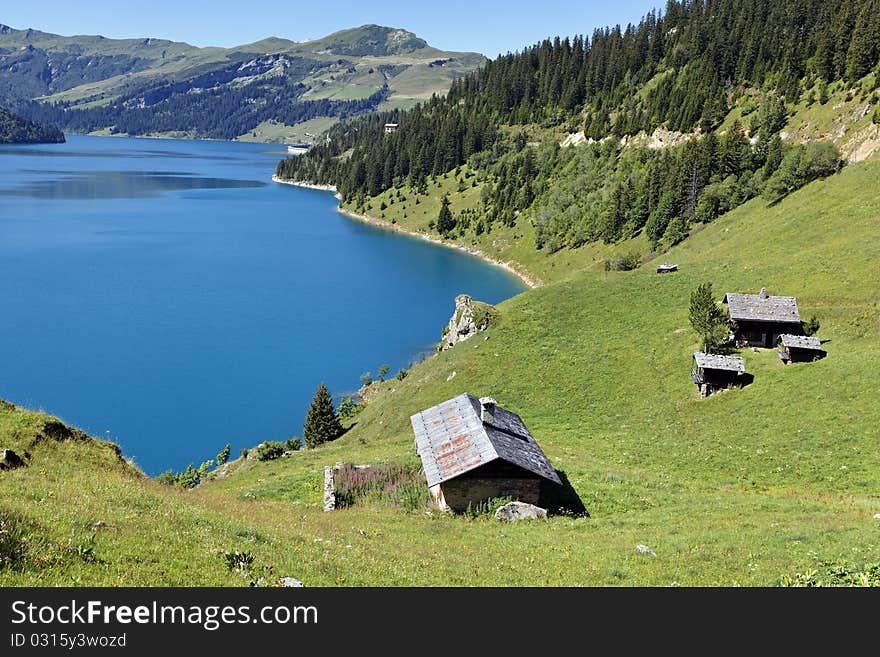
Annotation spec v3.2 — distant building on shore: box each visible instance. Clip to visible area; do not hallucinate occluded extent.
[287,144,310,155]
[384,123,399,134]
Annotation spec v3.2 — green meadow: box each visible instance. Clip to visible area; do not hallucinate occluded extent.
[2,156,878,587]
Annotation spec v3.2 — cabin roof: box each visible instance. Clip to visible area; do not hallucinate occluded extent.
[410,393,561,488]
[723,291,800,323]
[693,352,746,372]
[656,263,678,271]
[778,334,822,350]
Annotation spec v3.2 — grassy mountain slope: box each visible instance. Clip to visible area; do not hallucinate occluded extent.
[3,157,877,586]
[0,23,484,142]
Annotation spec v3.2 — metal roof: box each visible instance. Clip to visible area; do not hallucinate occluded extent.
[723,292,800,323]
[410,393,561,488]
[778,334,823,350]
[693,352,746,372]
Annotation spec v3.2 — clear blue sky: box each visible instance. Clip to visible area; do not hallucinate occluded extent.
[2,1,663,57]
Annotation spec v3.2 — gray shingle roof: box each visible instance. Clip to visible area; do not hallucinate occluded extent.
[410,393,561,488]
[778,334,822,350]
[723,292,801,323]
[693,352,746,372]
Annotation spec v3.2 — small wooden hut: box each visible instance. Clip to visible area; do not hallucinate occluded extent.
[723,288,802,348]
[410,394,561,511]
[777,334,825,364]
[691,352,746,398]
[656,263,678,274]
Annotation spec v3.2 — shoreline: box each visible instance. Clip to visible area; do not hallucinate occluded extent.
[272,176,540,289]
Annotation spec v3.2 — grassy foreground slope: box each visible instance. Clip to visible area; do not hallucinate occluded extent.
[2,160,878,586]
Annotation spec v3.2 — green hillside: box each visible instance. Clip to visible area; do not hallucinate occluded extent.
[0,23,485,141]
[3,157,878,586]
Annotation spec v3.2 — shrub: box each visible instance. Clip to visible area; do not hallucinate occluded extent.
[157,460,214,488]
[284,436,302,451]
[604,252,641,271]
[223,550,255,573]
[780,560,880,587]
[255,441,285,461]
[216,443,231,466]
[802,314,821,336]
[337,396,364,420]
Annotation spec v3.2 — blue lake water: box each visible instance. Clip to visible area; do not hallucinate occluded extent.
[0,135,524,474]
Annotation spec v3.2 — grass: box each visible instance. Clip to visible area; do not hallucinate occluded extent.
[234,117,339,144]
[2,156,878,586]
[344,165,654,286]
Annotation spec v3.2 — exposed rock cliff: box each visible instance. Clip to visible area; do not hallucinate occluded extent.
[440,294,498,351]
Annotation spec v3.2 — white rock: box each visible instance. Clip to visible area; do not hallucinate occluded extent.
[494,501,548,521]
[446,371,456,381]
[279,577,303,587]
[635,544,658,557]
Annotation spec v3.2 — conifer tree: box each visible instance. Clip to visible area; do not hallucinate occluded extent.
[303,383,343,449]
[689,282,729,353]
[437,195,456,236]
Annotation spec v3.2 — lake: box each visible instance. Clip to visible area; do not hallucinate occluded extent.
[0,135,524,474]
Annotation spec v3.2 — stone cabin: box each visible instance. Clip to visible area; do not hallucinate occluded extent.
[384,123,399,134]
[410,393,561,511]
[691,352,746,398]
[723,288,802,348]
[777,334,825,364]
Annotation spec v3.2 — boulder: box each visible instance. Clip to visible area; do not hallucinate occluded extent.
[0,448,25,470]
[279,577,303,587]
[494,501,548,522]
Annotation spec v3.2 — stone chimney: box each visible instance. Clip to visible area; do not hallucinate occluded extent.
[759,287,768,299]
[479,397,497,424]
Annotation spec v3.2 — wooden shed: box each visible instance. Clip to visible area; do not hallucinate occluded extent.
[656,263,678,274]
[777,334,825,364]
[691,352,746,398]
[410,394,561,511]
[723,288,802,348]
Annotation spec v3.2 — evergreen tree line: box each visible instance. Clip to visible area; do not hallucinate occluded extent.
[17,69,388,140]
[0,106,65,144]
[276,0,879,222]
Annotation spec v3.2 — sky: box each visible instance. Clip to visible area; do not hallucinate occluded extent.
[1,1,663,57]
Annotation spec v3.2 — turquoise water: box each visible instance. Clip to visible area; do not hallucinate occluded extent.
[0,135,524,474]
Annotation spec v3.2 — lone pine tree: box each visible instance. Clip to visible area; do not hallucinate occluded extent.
[689,281,730,353]
[303,383,344,448]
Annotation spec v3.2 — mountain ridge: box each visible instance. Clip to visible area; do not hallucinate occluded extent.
[0,23,485,142]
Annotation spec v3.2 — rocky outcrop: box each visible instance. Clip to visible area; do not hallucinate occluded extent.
[440,295,498,351]
[494,501,548,521]
[0,448,25,470]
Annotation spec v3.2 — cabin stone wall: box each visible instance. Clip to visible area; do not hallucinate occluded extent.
[438,477,542,512]
[735,321,802,348]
